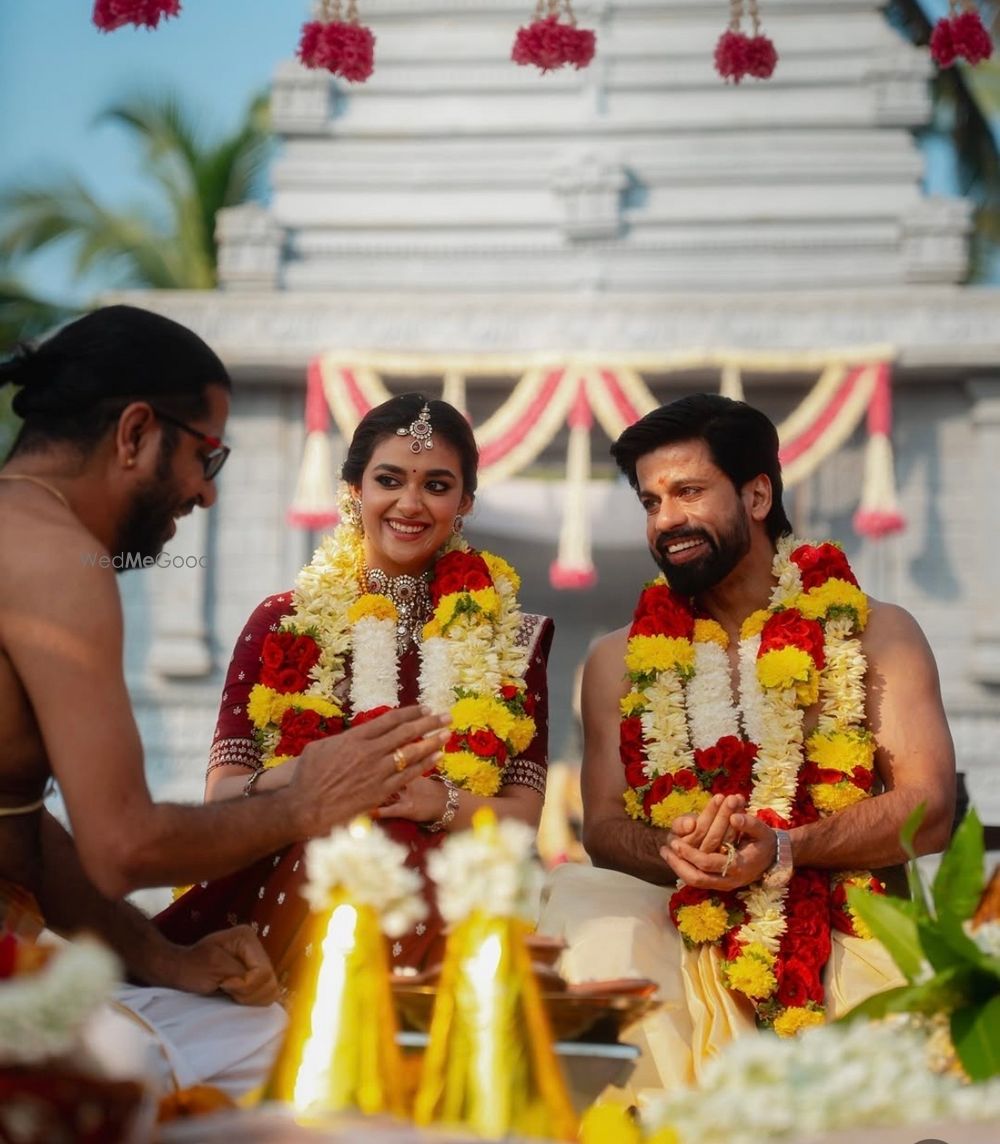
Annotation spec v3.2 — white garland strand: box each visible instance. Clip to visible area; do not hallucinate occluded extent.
[687,640,740,748]
[349,616,401,714]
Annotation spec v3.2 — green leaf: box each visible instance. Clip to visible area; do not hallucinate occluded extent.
[918,914,979,974]
[899,802,931,915]
[838,965,973,1023]
[933,808,985,924]
[951,993,1000,1081]
[845,887,924,982]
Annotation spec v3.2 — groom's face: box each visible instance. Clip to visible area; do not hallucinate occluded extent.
[635,438,751,596]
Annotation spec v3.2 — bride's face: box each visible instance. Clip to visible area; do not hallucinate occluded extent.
[352,433,473,577]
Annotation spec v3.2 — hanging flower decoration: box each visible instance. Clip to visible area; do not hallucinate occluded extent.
[512,0,596,74]
[930,1,994,68]
[299,0,375,84]
[92,0,180,31]
[715,0,778,84]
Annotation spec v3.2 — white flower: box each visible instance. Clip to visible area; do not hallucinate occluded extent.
[349,616,399,713]
[687,641,740,749]
[303,820,427,938]
[427,818,542,925]
[642,1020,1000,1144]
[0,937,120,1065]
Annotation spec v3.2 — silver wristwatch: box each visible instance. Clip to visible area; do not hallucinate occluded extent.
[762,828,793,889]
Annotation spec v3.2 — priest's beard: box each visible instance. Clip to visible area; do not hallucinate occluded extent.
[651,503,751,597]
[113,441,191,565]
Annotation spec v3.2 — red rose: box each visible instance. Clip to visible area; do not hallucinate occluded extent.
[280,708,323,738]
[261,631,293,670]
[633,583,695,640]
[643,772,675,816]
[791,542,858,591]
[624,761,647,789]
[759,608,825,669]
[792,782,821,825]
[671,768,699,791]
[430,551,492,605]
[754,807,791,831]
[851,765,875,792]
[467,729,504,760]
[619,717,645,767]
[786,898,828,942]
[711,770,747,797]
[500,684,520,701]
[270,667,309,693]
[274,735,307,758]
[445,732,466,753]
[801,762,844,787]
[350,704,395,726]
[668,883,713,925]
[288,634,321,672]
[720,930,744,960]
[776,958,816,1009]
[694,744,723,773]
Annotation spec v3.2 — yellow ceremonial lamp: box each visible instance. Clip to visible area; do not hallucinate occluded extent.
[413,808,578,1141]
[265,818,414,1120]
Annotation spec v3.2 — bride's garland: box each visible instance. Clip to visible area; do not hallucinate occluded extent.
[620,536,885,1036]
[246,522,536,798]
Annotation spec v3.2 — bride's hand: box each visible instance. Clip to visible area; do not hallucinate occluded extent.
[373,775,449,825]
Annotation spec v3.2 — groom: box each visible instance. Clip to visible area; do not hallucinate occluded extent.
[540,393,955,1093]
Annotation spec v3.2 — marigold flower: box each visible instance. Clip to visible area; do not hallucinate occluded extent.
[626,634,696,678]
[805,728,874,773]
[772,1004,825,1037]
[757,645,815,691]
[796,579,869,629]
[247,684,294,730]
[347,593,398,624]
[619,692,648,717]
[649,787,711,829]
[439,749,502,796]
[676,900,731,944]
[740,608,771,639]
[481,551,521,593]
[810,780,869,815]
[693,618,729,649]
[724,947,777,999]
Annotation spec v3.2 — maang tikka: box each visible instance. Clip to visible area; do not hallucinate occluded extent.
[396,403,434,453]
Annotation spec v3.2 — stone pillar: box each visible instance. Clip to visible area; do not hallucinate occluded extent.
[967,379,1000,684]
[147,509,213,679]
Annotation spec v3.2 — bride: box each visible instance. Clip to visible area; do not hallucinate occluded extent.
[156,394,553,988]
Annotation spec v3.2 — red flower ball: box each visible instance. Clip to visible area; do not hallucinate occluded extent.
[93,0,180,31]
[511,15,595,73]
[430,551,493,605]
[759,608,826,670]
[624,760,648,789]
[930,17,958,67]
[744,34,778,79]
[561,23,596,69]
[951,10,994,65]
[714,29,750,83]
[299,19,376,83]
[633,583,696,640]
[467,729,505,759]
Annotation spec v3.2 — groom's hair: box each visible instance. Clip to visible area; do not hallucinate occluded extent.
[610,393,793,542]
[0,305,230,458]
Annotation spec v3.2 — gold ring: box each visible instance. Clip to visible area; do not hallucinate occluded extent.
[393,748,407,773]
[720,842,737,878]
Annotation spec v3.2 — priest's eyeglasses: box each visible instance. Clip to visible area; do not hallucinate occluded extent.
[152,409,231,481]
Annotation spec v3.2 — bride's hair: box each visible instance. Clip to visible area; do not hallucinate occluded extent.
[342,392,479,496]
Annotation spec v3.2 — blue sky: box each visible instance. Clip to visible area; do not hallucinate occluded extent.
[0,1,306,298]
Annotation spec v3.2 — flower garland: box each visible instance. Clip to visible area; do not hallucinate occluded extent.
[620,536,882,1034]
[246,519,536,800]
[298,0,376,84]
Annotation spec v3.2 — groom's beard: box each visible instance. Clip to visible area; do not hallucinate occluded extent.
[651,505,751,597]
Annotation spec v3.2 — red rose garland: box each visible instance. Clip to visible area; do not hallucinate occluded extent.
[92,0,179,31]
[512,0,596,73]
[931,1,993,68]
[299,0,376,83]
[619,538,882,1034]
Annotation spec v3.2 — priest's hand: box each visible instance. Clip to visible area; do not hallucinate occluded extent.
[660,811,777,891]
[164,926,280,1007]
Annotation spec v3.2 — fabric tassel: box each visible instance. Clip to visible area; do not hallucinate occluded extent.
[265,894,407,1117]
[288,360,340,530]
[413,911,577,1140]
[549,383,597,589]
[853,363,906,539]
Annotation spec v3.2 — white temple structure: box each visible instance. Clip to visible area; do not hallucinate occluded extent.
[112,0,1000,828]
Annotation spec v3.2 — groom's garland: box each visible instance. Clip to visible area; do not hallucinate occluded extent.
[620,536,884,1035]
[246,523,536,798]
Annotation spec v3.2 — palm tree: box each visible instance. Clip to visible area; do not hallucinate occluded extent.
[0,89,270,291]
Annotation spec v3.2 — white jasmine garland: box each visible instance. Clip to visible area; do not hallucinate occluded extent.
[417,635,455,715]
[349,616,400,712]
[686,639,740,749]
[642,1019,1000,1144]
[303,822,427,938]
[641,674,693,777]
[427,818,542,925]
[0,937,120,1066]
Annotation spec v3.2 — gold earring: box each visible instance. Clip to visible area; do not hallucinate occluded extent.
[125,457,136,468]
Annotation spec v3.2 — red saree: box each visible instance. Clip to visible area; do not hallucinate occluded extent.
[156,592,552,993]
